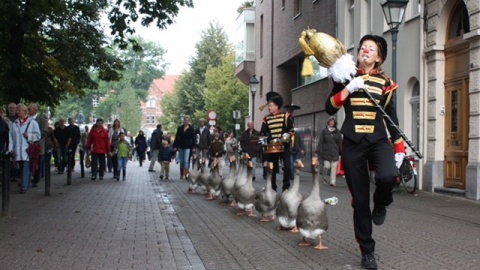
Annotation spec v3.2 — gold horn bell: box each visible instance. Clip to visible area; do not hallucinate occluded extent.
[299,28,356,83]
[299,28,347,69]
[259,103,268,111]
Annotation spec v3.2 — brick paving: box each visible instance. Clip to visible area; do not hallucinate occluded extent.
[1,160,479,270]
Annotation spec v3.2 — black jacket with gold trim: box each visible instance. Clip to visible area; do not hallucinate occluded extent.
[325,69,404,152]
[260,111,294,143]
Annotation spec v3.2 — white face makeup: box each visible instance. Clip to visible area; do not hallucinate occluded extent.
[358,40,382,70]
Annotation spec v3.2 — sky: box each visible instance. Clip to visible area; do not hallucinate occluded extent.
[134,0,246,75]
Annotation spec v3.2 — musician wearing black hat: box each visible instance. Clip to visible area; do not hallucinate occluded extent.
[260,92,294,192]
[325,35,405,269]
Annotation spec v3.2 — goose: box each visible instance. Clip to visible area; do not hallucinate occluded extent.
[277,159,304,232]
[296,157,329,250]
[206,157,223,200]
[220,155,237,204]
[188,154,201,193]
[196,157,209,194]
[254,162,280,222]
[235,160,256,217]
[230,154,248,206]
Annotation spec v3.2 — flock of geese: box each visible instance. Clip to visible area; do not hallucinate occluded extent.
[184,154,329,250]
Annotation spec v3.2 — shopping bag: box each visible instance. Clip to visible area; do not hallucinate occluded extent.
[85,154,91,168]
[336,158,345,176]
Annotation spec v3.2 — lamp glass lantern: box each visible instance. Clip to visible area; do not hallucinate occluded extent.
[249,74,259,122]
[381,0,409,30]
[249,75,259,96]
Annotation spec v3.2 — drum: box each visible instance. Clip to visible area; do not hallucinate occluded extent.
[263,142,284,154]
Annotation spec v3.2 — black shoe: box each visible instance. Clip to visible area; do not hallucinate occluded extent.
[252,176,256,181]
[160,175,164,179]
[372,206,387,226]
[361,253,377,269]
[20,190,26,194]
[31,183,38,188]
[99,177,103,180]
[91,177,96,181]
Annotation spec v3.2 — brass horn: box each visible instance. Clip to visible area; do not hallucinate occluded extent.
[259,103,268,111]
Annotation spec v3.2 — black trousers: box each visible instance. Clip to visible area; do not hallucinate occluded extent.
[264,145,291,191]
[91,153,106,178]
[342,137,397,254]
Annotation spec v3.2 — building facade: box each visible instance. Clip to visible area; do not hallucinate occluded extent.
[237,0,479,200]
[423,0,480,200]
[236,0,338,170]
[140,75,178,136]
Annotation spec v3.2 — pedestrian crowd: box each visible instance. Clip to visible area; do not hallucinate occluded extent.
[0,102,173,193]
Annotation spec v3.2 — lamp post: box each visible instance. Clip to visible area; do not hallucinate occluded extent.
[381,0,409,106]
[249,74,259,122]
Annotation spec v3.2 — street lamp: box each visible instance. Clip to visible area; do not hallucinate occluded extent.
[249,74,259,122]
[381,0,409,106]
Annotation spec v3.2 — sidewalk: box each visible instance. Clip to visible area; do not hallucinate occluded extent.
[1,161,479,270]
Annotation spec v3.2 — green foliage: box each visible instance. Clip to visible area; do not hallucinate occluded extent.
[204,52,249,133]
[54,38,166,129]
[162,21,232,130]
[118,88,143,134]
[237,1,255,14]
[161,22,248,135]
[159,91,181,135]
[0,0,192,106]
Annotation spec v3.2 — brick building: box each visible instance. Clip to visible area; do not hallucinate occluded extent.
[140,75,178,136]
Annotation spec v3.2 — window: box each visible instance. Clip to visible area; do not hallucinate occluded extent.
[146,98,156,108]
[448,2,470,39]
[301,56,328,85]
[259,75,263,97]
[410,81,420,150]
[348,0,355,47]
[146,114,156,124]
[363,0,372,34]
[260,14,264,58]
[294,0,302,16]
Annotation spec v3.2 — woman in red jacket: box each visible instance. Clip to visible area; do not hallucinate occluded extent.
[86,118,111,180]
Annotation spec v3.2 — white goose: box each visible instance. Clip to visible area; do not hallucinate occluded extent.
[277,159,304,232]
[296,157,329,250]
[235,160,256,217]
[206,157,222,200]
[255,162,280,222]
[196,158,209,194]
[220,155,237,204]
[188,154,201,193]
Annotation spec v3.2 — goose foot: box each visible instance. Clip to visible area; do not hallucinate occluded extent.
[314,243,329,250]
[290,226,300,233]
[237,210,245,216]
[298,238,312,247]
[247,209,256,217]
[229,201,237,207]
[314,237,328,250]
[207,195,214,200]
[270,215,277,221]
[260,217,270,222]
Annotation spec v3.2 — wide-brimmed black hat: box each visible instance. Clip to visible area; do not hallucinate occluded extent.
[266,91,283,108]
[284,104,301,111]
[358,35,388,64]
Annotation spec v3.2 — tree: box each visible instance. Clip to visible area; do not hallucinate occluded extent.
[203,52,249,133]
[54,38,167,129]
[0,0,192,105]
[168,21,232,124]
[118,88,143,134]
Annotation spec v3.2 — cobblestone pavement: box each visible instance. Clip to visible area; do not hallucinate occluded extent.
[1,161,479,270]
